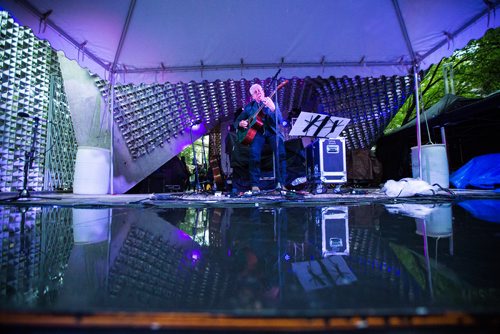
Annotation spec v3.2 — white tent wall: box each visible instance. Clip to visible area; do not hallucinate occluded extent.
[57,54,110,149]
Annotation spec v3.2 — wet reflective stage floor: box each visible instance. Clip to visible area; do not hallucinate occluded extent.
[1,195,500,332]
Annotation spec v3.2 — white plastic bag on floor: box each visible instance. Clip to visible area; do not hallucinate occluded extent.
[382,178,438,197]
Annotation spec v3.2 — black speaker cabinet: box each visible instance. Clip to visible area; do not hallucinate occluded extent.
[306,138,347,184]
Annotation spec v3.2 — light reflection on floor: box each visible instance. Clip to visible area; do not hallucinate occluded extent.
[1,199,499,319]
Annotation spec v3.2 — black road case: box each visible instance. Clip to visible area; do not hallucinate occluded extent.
[306,138,347,186]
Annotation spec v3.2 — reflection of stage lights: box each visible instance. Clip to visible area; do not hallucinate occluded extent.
[72,208,111,244]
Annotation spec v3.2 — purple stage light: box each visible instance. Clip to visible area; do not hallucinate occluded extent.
[189,249,201,262]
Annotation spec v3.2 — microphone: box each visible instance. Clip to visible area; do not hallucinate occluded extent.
[271,68,281,82]
[267,68,282,89]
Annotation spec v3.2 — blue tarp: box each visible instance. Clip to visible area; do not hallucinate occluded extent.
[450,154,500,189]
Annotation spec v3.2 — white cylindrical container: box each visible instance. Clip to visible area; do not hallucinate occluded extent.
[411,144,449,188]
[73,146,110,194]
[72,208,111,244]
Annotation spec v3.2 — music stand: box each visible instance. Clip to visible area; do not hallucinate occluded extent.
[289,112,350,138]
[289,112,350,193]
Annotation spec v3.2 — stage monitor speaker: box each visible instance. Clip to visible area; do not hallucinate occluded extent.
[306,138,347,184]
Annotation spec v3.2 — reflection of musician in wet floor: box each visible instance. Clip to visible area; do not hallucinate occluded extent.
[234,84,287,193]
[227,208,281,308]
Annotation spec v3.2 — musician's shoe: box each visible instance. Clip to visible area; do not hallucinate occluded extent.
[251,186,261,195]
[280,186,290,194]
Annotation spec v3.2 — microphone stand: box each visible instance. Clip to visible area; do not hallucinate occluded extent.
[269,69,285,192]
[2,113,61,202]
[189,122,202,192]
[200,133,208,190]
[19,116,40,199]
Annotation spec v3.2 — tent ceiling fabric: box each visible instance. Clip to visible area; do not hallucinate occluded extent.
[1,0,498,84]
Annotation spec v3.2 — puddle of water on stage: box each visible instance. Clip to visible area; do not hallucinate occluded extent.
[1,199,499,317]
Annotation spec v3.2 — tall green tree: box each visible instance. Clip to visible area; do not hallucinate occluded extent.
[386,27,500,132]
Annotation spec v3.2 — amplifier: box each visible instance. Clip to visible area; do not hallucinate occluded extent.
[306,138,347,184]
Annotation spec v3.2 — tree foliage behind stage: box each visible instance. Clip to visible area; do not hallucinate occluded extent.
[386,27,500,132]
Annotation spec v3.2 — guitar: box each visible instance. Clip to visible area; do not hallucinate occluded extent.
[236,80,288,145]
[209,156,224,190]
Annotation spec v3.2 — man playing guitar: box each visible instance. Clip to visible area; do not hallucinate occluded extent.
[234,83,287,194]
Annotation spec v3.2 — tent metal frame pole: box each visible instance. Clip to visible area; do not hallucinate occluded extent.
[107,0,135,194]
[109,73,115,194]
[112,0,136,71]
[413,66,422,179]
[393,0,423,179]
[114,60,414,75]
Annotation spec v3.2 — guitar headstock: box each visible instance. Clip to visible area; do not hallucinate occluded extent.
[277,80,289,90]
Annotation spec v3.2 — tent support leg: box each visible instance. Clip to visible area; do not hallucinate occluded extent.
[413,65,423,180]
[109,72,115,194]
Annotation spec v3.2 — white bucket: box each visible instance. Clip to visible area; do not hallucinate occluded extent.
[73,208,111,244]
[411,144,449,188]
[73,146,110,194]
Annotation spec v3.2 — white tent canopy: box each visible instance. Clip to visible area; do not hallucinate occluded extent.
[2,0,498,84]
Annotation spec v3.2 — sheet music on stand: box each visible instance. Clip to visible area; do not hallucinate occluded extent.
[289,112,350,138]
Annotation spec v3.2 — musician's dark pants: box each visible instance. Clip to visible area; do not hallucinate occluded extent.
[249,131,287,188]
